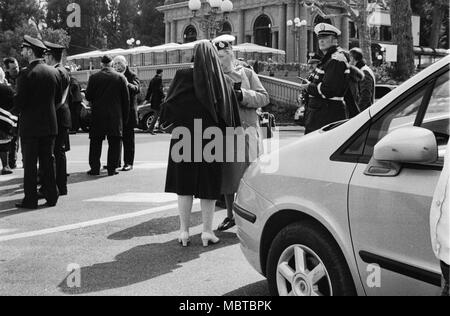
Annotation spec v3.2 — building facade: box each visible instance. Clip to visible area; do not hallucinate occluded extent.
[157,0,352,63]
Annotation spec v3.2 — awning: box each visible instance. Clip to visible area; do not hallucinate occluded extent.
[368,11,391,27]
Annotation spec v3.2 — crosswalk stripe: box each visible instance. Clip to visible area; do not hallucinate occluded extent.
[0,202,198,243]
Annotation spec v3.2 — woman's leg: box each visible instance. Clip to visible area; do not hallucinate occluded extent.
[224,194,235,219]
[0,151,11,174]
[201,199,217,234]
[178,195,193,233]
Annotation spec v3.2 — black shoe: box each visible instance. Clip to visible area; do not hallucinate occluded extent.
[9,163,17,170]
[108,170,119,176]
[16,201,38,210]
[87,170,100,176]
[218,217,236,232]
[37,191,46,200]
[121,165,133,172]
[1,168,13,175]
[59,189,68,196]
[44,202,57,208]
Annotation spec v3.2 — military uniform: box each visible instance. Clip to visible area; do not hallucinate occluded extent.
[45,41,71,195]
[304,24,350,134]
[15,36,62,209]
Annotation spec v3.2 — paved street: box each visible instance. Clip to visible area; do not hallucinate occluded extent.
[0,129,303,296]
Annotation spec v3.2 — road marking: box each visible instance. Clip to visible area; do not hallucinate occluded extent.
[0,175,21,183]
[134,162,167,170]
[0,202,196,243]
[0,229,18,235]
[86,193,177,203]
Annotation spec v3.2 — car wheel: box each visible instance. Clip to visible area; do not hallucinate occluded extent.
[266,222,356,296]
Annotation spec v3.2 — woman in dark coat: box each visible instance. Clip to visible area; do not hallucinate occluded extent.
[161,41,241,247]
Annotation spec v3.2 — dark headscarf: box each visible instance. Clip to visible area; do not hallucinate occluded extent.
[192,40,240,127]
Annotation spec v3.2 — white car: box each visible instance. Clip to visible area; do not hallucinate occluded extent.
[234,55,450,296]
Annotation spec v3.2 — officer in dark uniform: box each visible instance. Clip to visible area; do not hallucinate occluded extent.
[299,23,350,134]
[44,41,71,196]
[15,36,62,209]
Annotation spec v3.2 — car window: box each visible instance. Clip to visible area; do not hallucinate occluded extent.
[375,86,393,100]
[363,85,428,158]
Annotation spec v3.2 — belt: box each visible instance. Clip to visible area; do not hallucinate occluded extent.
[310,95,344,102]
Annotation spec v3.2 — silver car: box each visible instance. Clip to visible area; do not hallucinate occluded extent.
[234,55,450,296]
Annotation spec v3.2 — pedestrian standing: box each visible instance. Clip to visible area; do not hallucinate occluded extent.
[214,38,270,232]
[3,57,20,169]
[67,68,83,134]
[161,41,241,247]
[44,41,71,196]
[0,67,16,175]
[85,55,130,177]
[15,36,62,209]
[145,69,165,135]
[113,56,140,171]
[349,48,376,112]
[430,148,449,296]
[299,23,350,134]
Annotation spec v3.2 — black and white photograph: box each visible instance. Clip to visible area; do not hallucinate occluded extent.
[0,0,449,299]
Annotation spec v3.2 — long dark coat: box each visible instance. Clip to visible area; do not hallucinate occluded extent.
[124,67,140,128]
[85,67,130,138]
[14,60,62,138]
[162,68,225,200]
[146,74,165,111]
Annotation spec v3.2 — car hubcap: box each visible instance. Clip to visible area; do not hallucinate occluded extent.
[146,115,154,129]
[276,245,332,296]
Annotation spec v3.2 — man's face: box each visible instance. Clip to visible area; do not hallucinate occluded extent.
[6,60,20,78]
[318,35,336,52]
[349,55,357,66]
[113,60,127,74]
[217,49,233,72]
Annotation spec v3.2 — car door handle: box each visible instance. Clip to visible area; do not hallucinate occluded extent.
[364,157,402,177]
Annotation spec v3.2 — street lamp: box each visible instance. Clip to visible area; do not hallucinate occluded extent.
[188,0,234,39]
[287,18,307,65]
[127,38,142,48]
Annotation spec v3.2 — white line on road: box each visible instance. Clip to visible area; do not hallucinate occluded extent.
[86,193,178,203]
[0,202,196,243]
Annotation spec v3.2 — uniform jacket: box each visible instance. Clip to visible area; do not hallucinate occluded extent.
[55,63,72,129]
[14,59,62,138]
[85,67,130,138]
[123,67,140,127]
[306,46,350,102]
[146,74,165,111]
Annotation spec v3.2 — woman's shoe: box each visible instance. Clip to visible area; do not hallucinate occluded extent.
[218,217,236,232]
[178,232,190,247]
[201,232,220,247]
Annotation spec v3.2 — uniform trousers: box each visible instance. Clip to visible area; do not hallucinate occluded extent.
[122,122,135,166]
[21,136,58,205]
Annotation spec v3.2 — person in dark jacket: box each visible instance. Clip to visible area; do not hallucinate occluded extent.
[14,36,63,209]
[113,56,140,171]
[67,68,83,133]
[145,69,165,134]
[349,47,376,112]
[299,24,350,134]
[85,55,130,176]
[160,41,241,248]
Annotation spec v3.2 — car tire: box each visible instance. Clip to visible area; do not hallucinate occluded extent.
[266,221,356,296]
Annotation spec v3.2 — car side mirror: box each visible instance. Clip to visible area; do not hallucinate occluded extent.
[374,127,438,164]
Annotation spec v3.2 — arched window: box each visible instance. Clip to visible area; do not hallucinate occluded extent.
[183,25,197,43]
[218,21,232,36]
[254,15,272,47]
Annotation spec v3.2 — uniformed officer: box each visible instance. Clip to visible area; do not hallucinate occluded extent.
[299,23,350,134]
[44,41,71,196]
[15,36,62,209]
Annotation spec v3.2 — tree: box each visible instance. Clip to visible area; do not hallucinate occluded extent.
[135,0,165,46]
[390,0,415,80]
[0,0,43,32]
[411,0,449,49]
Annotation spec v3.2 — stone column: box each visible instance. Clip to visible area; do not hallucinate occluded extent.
[299,4,308,64]
[171,20,177,43]
[278,3,287,52]
[238,10,246,44]
[286,1,296,62]
[272,32,278,49]
[340,15,349,50]
[165,22,171,44]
